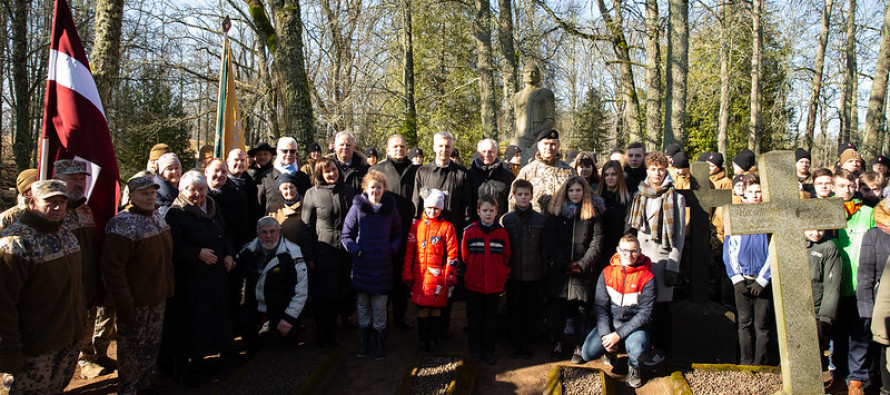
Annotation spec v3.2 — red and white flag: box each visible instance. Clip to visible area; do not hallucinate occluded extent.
[39,0,120,234]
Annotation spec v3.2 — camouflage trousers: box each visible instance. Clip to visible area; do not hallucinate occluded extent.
[5,342,79,394]
[117,303,165,395]
[79,305,117,362]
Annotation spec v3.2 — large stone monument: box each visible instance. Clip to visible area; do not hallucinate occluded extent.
[512,64,555,163]
[724,150,846,395]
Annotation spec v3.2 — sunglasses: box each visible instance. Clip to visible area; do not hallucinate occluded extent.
[279,149,298,154]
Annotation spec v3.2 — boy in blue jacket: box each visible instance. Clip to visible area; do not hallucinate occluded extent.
[723,173,772,366]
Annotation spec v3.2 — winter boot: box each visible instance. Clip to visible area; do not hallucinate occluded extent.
[355,326,371,358]
[416,317,428,353]
[374,329,386,360]
[428,317,440,352]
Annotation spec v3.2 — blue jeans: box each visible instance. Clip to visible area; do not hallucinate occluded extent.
[357,293,388,331]
[581,326,650,368]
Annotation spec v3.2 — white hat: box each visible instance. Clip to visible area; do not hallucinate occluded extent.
[424,188,445,209]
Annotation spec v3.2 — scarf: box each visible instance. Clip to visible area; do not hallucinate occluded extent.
[274,161,298,176]
[561,201,579,219]
[874,199,890,235]
[628,179,676,250]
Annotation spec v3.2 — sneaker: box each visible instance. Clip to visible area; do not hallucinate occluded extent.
[603,353,614,367]
[78,360,109,379]
[641,348,665,366]
[571,346,584,364]
[626,365,642,388]
[550,343,564,361]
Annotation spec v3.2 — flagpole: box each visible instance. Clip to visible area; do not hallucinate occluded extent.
[214,16,231,159]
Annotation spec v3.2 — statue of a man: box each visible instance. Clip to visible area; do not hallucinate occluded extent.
[512,64,555,160]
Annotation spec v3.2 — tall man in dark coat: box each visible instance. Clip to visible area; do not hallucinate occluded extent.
[411,131,473,338]
[468,138,516,220]
[371,133,418,329]
[331,131,370,192]
[259,137,312,212]
[227,148,262,226]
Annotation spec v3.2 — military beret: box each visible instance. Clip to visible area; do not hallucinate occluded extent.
[149,143,172,161]
[537,128,559,142]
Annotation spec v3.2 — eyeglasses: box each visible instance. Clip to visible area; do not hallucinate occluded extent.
[279,149,297,154]
[617,247,640,256]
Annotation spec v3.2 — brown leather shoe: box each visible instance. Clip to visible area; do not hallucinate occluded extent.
[848,380,864,395]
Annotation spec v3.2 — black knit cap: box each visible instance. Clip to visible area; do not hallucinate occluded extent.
[873,155,890,166]
[733,149,756,171]
[672,152,689,169]
[409,147,424,158]
[664,143,682,157]
[451,148,460,158]
[504,145,521,161]
[707,152,725,168]
[794,147,811,162]
[838,141,858,156]
[277,172,302,187]
[733,174,745,185]
[537,128,559,141]
[365,147,378,158]
[306,142,322,154]
[697,151,713,162]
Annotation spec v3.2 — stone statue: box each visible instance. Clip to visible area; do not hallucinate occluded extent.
[512,64,555,162]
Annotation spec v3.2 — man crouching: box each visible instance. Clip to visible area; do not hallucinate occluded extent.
[0,180,86,394]
[235,217,308,354]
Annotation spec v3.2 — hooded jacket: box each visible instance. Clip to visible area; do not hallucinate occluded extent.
[235,237,308,325]
[341,193,402,295]
[403,213,459,307]
[594,254,656,340]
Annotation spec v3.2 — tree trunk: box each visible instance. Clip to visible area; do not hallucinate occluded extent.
[803,0,833,153]
[839,0,856,145]
[401,0,418,146]
[475,0,498,139]
[0,3,6,171]
[749,0,763,154]
[644,0,661,151]
[863,0,890,157]
[497,0,517,140]
[717,0,733,158]
[268,0,316,147]
[256,38,280,140]
[595,0,642,144]
[89,0,124,105]
[663,0,688,147]
[12,0,31,171]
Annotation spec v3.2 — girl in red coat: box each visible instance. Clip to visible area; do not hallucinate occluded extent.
[403,188,458,352]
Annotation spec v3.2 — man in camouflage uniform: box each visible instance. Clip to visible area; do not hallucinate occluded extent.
[0,180,86,394]
[0,169,38,231]
[515,129,575,211]
[102,172,174,395]
[53,159,112,378]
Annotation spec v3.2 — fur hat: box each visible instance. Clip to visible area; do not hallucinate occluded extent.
[423,188,445,209]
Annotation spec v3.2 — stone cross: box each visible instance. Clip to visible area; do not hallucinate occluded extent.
[677,162,733,302]
[724,151,846,395]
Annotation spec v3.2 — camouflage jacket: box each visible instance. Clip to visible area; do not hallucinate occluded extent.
[515,153,575,212]
[0,196,27,231]
[65,200,99,306]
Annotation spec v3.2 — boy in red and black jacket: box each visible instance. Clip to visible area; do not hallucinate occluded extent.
[462,195,511,365]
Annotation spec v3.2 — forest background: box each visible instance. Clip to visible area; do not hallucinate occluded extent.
[1,0,889,179]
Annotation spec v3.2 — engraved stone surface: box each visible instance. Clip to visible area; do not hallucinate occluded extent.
[724,150,846,395]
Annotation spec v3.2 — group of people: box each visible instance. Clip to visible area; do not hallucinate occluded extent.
[1,125,889,393]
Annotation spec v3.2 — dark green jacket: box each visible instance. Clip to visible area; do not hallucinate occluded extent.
[809,238,843,324]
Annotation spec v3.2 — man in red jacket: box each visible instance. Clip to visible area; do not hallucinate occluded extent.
[580,234,656,388]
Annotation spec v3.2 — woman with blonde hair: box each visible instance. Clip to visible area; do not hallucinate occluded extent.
[544,175,604,364]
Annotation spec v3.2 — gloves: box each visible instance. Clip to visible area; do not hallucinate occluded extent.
[663,270,679,287]
[733,281,749,296]
[747,282,764,297]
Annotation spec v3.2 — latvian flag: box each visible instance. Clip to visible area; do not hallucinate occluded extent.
[39,0,121,234]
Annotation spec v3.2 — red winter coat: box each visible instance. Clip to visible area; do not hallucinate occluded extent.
[403,214,459,307]
[461,222,511,293]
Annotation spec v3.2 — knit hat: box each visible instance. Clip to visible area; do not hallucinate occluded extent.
[664,143,682,157]
[149,143,172,161]
[873,155,890,167]
[127,171,160,191]
[306,142,322,154]
[732,174,745,186]
[839,149,861,166]
[707,152,725,169]
[697,151,712,162]
[157,153,181,173]
[504,145,521,161]
[53,159,89,176]
[672,152,689,169]
[31,179,68,200]
[838,141,858,156]
[409,147,424,159]
[733,149,756,172]
[794,148,811,162]
[16,169,38,195]
[277,172,301,187]
[365,147,378,158]
[423,188,445,209]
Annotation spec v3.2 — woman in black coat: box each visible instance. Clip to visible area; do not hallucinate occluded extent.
[163,170,234,384]
[596,160,633,267]
[302,157,356,347]
[545,175,604,364]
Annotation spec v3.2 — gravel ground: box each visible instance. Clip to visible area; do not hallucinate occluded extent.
[561,368,604,395]
[218,343,327,394]
[407,356,461,395]
[684,369,782,395]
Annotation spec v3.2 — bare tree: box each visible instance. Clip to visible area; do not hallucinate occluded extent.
[749,0,762,153]
[863,0,890,156]
[594,0,642,144]
[802,0,833,153]
[663,0,688,147]
[839,0,857,145]
[90,0,124,103]
[475,0,498,139]
[497,0,517,140]
[11,0,31,170]
[402,0,417,146]
[717,0,733,157]
[644,0,660,151]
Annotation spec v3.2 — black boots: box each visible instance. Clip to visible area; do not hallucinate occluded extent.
[416,317,439,353]
[374,329,386,360]
[355,326,371,358]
